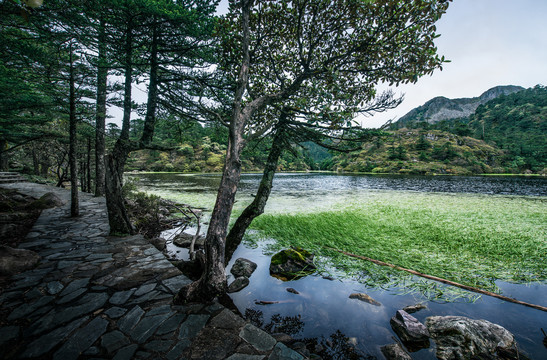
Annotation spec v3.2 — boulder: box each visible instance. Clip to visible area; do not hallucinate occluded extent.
[230,258,257,278]
[349,293,381,306]
[172,232,205,248]
[426,316,516,360]
[29,192,65,209]
[0,246,41,275]
[402,303,427,314]
[390,310,430,351]
[149,237,166,251]
[269,247,316,281]
[227,276,250,293]
[380,343,412,360]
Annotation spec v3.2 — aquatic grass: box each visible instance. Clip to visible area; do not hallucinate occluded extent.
[250,192,547,295]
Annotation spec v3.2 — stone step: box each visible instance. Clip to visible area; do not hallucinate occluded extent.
[0,172,27,183]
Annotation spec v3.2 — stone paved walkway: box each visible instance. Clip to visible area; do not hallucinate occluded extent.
[0,183,304,360]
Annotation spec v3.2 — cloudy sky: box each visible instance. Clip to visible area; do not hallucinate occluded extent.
[362,0,547,127]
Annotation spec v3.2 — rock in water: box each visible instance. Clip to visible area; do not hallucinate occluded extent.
[269,247,316,281]
[402,303,427,314]
[389,310,430,351]
[0,246,40,275]
[381,343,412,360]
[230,258,257,278]
[172,233,205,248]
[426,316,516,360]
[349,293,381,306]
[227,276,250,293]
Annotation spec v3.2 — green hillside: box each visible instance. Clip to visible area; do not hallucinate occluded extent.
[327,129,506,175]
[466,85,547,172]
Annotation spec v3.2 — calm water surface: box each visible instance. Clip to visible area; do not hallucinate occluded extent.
[132,172,547,359]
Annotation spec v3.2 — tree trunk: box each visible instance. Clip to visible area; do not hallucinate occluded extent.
[31,143,39,175]
[105,19,134,235]
[176,135,242,302]
[69,43,79,217]
[105,141,133,235]
[141,23,158,147]
[176,0,254,303]
[87,137,92,192]
[225,122,286,262]
[95,19,107,197]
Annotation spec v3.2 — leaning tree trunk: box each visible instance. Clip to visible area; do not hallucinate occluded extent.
[94,19,107,197]
[105,141,133,235]
[225,124,286,262]
[68,43,79,217]
[105,19,134,235]
[176,135,242,303]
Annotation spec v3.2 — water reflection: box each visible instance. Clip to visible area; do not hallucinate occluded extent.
[244,309,373,359]
[225,239,547,360]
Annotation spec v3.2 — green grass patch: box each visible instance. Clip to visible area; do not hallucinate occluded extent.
[250,192,547,294]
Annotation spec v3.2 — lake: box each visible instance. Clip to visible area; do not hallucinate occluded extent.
[129,172,547,359]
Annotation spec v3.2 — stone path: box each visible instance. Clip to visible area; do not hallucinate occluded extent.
[0,183,304,360]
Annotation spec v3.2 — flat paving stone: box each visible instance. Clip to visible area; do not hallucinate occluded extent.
[156,313,186,336]
[118,305,145,335]
[109,289,135,305]
[20,316,89,358]
[143,339,174,352]
[210,308,246,330]
[130,312,172,343]
[134,282,156,297]
[104,307,127,319]
[8,296,54,321]
[52,317,108,360]
[57,288,87,304]
[162,274,192,294]
[46,281,64,295]
[240,323,277,352]
[113,344,138,360]
[31,292,109,336]
[60,278,90,296]
[101,330,130,354]
[179,314,210,339]
[146,304,172,316]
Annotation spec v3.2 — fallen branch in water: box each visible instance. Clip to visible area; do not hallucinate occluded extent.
[326,247,547,312]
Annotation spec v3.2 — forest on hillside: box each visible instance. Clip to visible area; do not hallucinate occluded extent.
[395,85,547,174]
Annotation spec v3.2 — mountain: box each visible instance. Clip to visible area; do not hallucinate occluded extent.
[393,85,524,127]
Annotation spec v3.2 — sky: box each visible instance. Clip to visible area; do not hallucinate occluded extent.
[109,0,547,129]
[361,0,547,127]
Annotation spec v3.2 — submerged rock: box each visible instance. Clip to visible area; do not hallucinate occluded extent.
[0,246,40,275]
[426,315,516,360]
[402,303,427,314]
[173,233,205,248]
[381,343,412,360]
[230,258,257,278]
[227,276,249,293]
[269,247,316,281]
[390,310,430,351]
[348,293,381,306]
